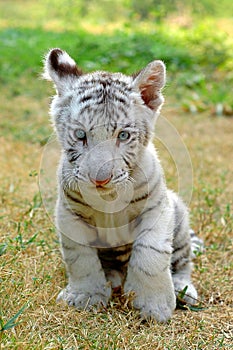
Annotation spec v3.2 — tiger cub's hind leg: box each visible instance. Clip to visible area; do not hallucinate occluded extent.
[172,262,198,305]
[171,194,198,305]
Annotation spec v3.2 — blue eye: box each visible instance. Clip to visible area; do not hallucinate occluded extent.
[75,129,86,140]
[118,131,130,141]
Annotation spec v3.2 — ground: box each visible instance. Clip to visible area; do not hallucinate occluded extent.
[1,92,232,349]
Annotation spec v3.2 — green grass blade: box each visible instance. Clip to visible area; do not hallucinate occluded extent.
[1,304,28,332]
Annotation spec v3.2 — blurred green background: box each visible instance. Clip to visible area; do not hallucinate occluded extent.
[0,0,233,145]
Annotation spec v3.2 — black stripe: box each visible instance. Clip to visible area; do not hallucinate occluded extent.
[65,147,76,153]
[173,241,189,254]
[65,150,81,163]
[79,94,93,104]
[172,257,190,272]
[128,136,137,144]
[68,154,80,163]
[77,79,131,93]
[64,191,92,208]
[141,194,165,216]
[131,176,161,204]
[100,257,130,270]
[134,242,171,255]
[125,151,136,158]
[129,262,156,277]
[64,204,94,227]
[98,244,132,260]
[137,227,154,238]
[131,191,149,203]
[98,245,132,270]
[111,121,118,134]
[173,219,184,236]
[113,95,128,105]
[107,120,118,134]
[61,242,77,250]
[133,215,143,229]
[123,156,131,168]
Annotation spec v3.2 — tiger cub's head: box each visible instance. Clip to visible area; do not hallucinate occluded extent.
[43,48,165,192]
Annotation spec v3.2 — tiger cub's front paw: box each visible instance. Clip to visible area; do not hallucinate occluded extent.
[57,284,111,310]
[125,277,176,322]
[132,291,176,323]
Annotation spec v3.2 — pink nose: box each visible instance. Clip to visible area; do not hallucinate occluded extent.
[90,177,111,187]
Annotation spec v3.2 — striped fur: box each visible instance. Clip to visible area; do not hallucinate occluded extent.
[44,48,203,322]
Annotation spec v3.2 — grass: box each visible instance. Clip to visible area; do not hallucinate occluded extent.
[0,1,233,349]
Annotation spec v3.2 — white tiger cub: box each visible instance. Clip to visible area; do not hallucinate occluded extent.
[43,48,202,322]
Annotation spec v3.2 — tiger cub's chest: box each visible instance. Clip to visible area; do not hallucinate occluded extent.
[98,244,133,271]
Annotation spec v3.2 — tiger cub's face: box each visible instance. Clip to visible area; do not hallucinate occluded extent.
[44,49,165,192]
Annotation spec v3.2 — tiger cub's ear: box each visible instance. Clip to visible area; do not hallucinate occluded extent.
[133,60,166,111]
[43,48,83,94]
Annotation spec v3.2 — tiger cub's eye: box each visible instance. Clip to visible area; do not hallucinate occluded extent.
[75,129,86,140]
[118,130,130,141]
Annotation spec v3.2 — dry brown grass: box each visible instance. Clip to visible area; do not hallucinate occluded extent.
[0,79,232,349]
